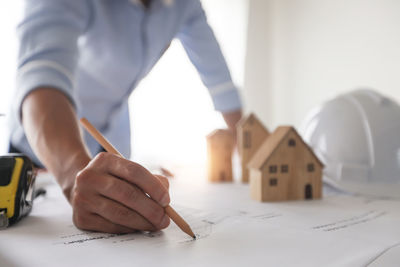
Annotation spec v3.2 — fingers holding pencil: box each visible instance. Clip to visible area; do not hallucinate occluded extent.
[88,153,171,207]
[71,152,171,233]
[79,117,196,239]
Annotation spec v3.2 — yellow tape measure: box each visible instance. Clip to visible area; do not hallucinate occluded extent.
[0,154,37,229]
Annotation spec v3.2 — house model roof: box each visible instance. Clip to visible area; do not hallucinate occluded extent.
[247,126,324,170]
[207,129,233,139]
[236,113,267,130]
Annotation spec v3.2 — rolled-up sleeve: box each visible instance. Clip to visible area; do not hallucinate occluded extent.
[177,0,242,113]
[15,0,91,121]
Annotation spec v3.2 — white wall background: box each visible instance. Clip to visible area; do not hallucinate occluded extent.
[244,0,400,130]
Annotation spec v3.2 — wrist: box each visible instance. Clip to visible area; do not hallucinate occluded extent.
[223,109,242,130]
[55,150,91,202]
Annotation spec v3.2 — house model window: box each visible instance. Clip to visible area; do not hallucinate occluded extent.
[281,164,289,173]
[307,163,315,172]
[244,131,251,148]
[269,165,278,173]
[269,178,278,186]
[288,139,296,147]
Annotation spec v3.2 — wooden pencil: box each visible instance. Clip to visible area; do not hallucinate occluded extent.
[79,117,196,239]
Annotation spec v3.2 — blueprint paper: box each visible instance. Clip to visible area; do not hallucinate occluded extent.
[0,172,400,267]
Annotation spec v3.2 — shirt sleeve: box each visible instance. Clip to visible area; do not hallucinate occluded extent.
[14,0,91,121]
[176,0,242,113]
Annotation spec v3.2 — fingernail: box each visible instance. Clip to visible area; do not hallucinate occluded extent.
[160,193,170,207]
[160,215,170,228]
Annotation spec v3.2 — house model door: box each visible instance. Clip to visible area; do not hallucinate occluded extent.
[305,184,313,199]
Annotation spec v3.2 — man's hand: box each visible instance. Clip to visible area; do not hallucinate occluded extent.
[70,152,171,233]
[222,109,242,145]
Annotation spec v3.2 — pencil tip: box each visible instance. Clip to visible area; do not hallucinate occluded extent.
[192,235,196,239]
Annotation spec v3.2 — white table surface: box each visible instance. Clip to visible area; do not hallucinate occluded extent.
[1,167,399,267]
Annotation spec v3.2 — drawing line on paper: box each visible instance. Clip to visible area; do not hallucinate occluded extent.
[312,210,387,232]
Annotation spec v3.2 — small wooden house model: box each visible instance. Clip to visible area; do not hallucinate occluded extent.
[206,129,234,182]
[248,126,323,202]
[237,113,270,183]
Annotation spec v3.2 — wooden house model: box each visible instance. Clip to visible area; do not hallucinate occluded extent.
[206,129,234,182]
[248,126,323,202]
[237,113,270,183]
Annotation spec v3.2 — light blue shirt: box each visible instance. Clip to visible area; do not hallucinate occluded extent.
[10,0,242,165]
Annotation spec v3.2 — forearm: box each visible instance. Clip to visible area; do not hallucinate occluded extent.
[21,88,91,200]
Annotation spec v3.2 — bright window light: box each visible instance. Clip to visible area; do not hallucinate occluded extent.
[130,0,248,169]
[129,40,225,168]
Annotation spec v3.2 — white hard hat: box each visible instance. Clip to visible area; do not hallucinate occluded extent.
[301,89,400,198]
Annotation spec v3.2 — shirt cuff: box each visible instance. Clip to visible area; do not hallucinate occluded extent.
[14,63,76,124]
[209,82,242,113]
